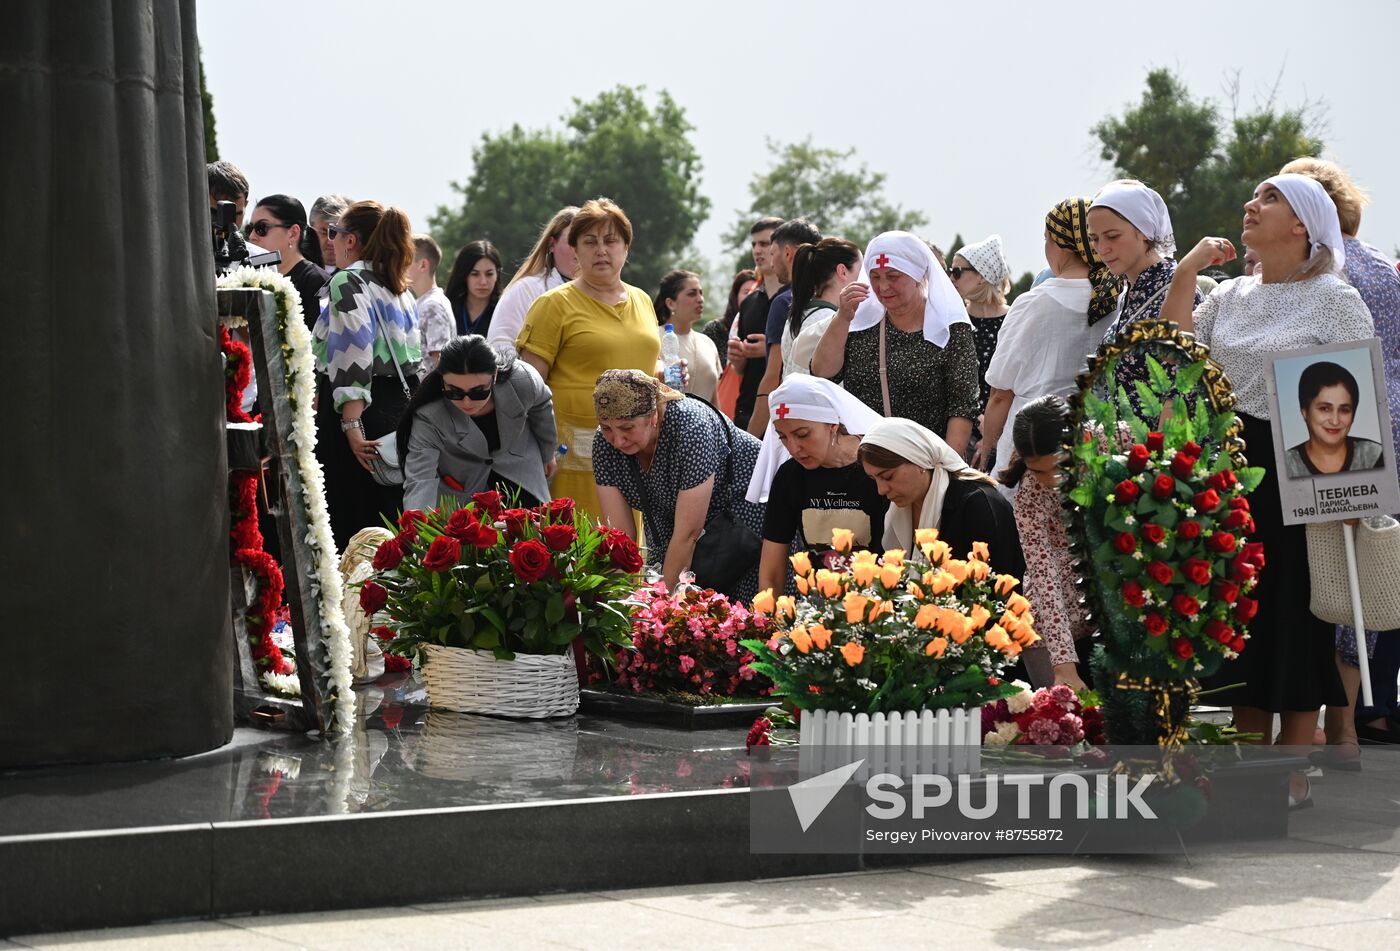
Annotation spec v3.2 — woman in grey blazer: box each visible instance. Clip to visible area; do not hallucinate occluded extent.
[396,336,558,513]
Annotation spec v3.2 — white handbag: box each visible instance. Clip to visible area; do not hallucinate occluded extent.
[1307,515,1400,630]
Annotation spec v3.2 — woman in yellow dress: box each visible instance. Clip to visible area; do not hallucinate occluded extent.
[516,198,664,520]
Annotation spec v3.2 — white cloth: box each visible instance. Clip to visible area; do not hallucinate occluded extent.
[958,234,1010,287]
[487,268,567,355]
[675,328,722,403]
[746,375,885,504]
[1092,180,1176,256]
[849,232,971,348]
[984,278,1109,477]
[1264,174,1347,272]
[1192,273,1373,418]
[860,417,975,551]
[782,304,836,377]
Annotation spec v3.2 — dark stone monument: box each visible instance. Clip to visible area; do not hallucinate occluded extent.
[1,0,233,765]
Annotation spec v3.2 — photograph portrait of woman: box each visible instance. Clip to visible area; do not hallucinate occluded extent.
[1283,358,1384,478]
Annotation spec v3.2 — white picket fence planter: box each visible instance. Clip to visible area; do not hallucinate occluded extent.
[798,707,982,778]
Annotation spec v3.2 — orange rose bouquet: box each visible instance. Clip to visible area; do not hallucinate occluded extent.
[740,529,1037,713]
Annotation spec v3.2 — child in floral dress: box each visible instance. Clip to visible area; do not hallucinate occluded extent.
[998,395,1090,689]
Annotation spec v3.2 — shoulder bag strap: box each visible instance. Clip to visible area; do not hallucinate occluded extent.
[632,396,736,512]
[1117,283,1171,333]
[877,315,893,417]
[371,308,411,399]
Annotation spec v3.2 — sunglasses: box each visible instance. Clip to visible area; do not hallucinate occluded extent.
[327,223,354,239]
[245,220,291,238]
[947,266,979,280]
[442,381,495,402]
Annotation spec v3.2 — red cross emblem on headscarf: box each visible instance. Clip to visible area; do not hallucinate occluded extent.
[874,253,891,268]
[775,403,791,419]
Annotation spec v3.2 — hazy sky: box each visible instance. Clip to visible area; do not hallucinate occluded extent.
[198,0,1399,286]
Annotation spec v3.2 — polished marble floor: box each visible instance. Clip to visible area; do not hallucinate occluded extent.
[0,673,767,837]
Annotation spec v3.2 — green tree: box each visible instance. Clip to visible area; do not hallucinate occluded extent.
[722,139,927,268]
[1094,68,1324,273]
[199,45,218,163]
[429,86,710,292]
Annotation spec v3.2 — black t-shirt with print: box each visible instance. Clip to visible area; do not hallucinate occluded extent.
[762,458,888,561]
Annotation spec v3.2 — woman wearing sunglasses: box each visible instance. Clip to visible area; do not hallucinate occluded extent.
[397,335,558,513]
[246,194,328,330]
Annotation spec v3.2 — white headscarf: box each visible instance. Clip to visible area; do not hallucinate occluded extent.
[1264,173,1346,272]
[746,375,884,503]
[859,418,977,552]
[957,234,1010,288]
[849,232,971,348]
[1092,180,1176,257]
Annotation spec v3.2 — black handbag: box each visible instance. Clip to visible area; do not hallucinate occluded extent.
[634,396,761,592]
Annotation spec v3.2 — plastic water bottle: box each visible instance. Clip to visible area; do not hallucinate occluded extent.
[660,324,685,389]
[550,444,568,481]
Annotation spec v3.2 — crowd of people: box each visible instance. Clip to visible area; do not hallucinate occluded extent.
[210,152,1400,793]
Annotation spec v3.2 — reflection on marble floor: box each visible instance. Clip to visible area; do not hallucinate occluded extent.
[0,672,770,837]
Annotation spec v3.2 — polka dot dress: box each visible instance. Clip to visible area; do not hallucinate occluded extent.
[593,397,766,603]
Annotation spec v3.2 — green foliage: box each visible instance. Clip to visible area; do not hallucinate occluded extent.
[1067,353,1264,688]
[1094,69,1324,275]
[429,86,710,292]
[199,45,218,163]
[721,139,927,271]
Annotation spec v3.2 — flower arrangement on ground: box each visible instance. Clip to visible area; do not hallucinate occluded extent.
[981,683,1105,751]
[1067,336,1265,746]
[741,531,1038,714]
[365,492,641,662]
[591,580,774,699]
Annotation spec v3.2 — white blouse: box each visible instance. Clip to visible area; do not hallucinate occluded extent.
[1193,274,1374,419]
[487,268,567,356]
[984,277,1108,472]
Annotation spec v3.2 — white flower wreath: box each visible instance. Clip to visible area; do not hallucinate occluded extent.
[218,266,355,733]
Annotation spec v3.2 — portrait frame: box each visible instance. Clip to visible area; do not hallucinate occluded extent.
[1264,338,1399,525]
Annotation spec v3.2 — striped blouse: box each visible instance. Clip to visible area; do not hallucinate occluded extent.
[313,261,422,411]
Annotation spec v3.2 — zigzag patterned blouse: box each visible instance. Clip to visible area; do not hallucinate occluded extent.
[313,261,422,411]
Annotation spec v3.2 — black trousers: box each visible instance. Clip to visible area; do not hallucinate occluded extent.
[316,375,417,552]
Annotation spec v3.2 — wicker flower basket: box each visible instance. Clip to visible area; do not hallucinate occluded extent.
[419,643,580,718]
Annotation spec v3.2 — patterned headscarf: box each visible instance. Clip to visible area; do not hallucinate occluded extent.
[593,368,684,420]
[1046,198,1122,325]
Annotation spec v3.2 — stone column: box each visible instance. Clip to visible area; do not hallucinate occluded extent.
[0,0,233,765]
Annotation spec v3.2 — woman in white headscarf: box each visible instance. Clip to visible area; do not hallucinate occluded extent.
[747,376,889,594]
[1162,173,1374,808]
[811,232,981,453]
[1088,180,1201,410]
[857,418,1023,577]
[949,234,1012,413]
[950,234,1013,469]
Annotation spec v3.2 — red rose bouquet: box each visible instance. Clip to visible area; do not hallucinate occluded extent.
[363,495,641,661]
[593,581,774,698]
[1067,345,1266,745]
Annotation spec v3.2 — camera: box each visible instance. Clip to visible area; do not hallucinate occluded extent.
[212,200,281,274]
